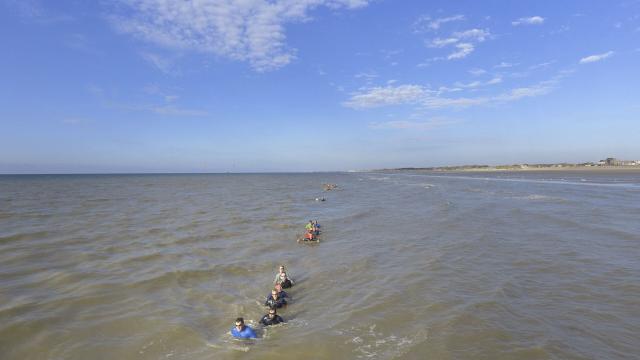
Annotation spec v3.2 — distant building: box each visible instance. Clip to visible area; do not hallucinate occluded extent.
[602,157,639,166]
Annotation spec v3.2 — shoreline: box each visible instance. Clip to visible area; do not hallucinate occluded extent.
[383,166,640,173]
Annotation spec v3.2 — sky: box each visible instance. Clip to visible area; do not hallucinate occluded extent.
[1,0,639,173]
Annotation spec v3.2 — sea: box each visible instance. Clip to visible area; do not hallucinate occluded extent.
[0,171,639,360]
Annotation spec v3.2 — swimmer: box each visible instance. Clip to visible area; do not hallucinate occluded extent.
[230,317,257,339]
[265,288,287,308]
[273,265,292,285]
[274,283,289,299]
[305,220,314,232]
[304,229,315,241]
[276,272,293,288]
[260,308,284,326]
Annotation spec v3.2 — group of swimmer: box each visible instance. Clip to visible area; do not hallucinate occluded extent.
[230,265,295,339]
[300,220,320,242]
[231,219,322,338]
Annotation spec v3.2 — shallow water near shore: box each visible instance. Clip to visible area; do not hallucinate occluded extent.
[1,171,639,359]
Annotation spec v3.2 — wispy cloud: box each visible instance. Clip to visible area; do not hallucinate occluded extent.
[344,85,427,109]
[355,71,379,81]
[453,28,490,42]
[579,51,614,64]
[140,52,180,75]
[448,43,474,59]
[494,62,516,68]
[108,0,371,72]
[529,60,556,70]
[426,27,490,60]
[414,14,465,32]
[512,16,545,26]
[468,68,487,76]
[345,71,566,110]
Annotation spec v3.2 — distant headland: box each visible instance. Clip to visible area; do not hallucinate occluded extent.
[382,157,640,172]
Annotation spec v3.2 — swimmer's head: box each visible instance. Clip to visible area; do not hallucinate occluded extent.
[268,308,277,318]
[235,318,244,329]
[275,284,282,292]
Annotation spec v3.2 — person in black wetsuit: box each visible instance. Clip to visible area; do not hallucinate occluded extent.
[276,272,293,289]
[265,288,287,309]
[260,308,284,326]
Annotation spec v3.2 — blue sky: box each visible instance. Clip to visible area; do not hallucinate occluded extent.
[1,0,639,173]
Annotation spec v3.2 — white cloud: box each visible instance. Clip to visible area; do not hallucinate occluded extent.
[344,85,428,109]
[429,37,459,48]
[414,14,465,32]
[494,82,554,102]
[345,75,562,110]
[454,77,502,89]
[494,62,516,68]
[448,43,474,60]
[512,16,545,26]
[468,68,487,76]
[110,0,371,72]
[355,71,379,81]
[428,29,489,47]
[453,28,490,42]
[426,28,490,60]
[454,81,481,89]
[529,60,556,70]
[579,51,614,64]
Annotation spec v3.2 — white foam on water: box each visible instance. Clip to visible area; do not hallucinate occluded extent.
[340,323,429,359]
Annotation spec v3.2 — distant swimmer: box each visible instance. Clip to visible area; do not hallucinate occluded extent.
[315,197,326,202]
[260,308,284,326]
[305,220,314,232]
[273,265,292,285]
[304,229,315,241]
[230,317,257,339]
[276,272,294,288]
[265,288,287,308]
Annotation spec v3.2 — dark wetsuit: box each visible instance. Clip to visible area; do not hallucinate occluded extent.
[279,278,293,289]
[265,294,287,308]
[260,314,284,326]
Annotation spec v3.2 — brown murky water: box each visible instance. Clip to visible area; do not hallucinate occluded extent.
[1,172,639,359]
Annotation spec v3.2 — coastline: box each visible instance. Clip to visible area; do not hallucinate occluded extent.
[382,166,640,173]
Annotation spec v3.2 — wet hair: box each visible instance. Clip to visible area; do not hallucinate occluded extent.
[269,308,277,314]
[235,317,244,324]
